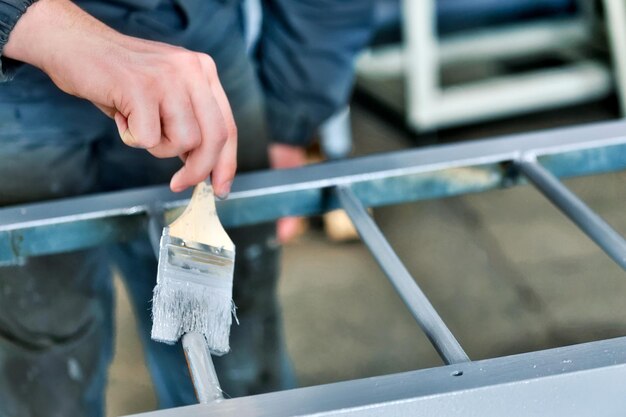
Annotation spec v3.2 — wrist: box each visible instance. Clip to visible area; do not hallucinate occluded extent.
[4,0,123,74]
[3,0,55,69]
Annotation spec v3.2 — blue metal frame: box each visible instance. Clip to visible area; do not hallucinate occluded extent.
[2,120,626,266]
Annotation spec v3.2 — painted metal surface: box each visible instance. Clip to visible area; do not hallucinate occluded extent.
[2,120,626,266]
[516,157,626,270]
[124,336,626,417]
[181,333,223,404]
[336,185,469,365]
[1,120,625,416]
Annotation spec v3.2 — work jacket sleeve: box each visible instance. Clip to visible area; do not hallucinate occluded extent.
[0,0,38,81]
[257,0,375,146]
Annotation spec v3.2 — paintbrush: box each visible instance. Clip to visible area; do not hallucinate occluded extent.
[151,180,235,356]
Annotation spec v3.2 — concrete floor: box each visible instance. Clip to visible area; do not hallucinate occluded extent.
[106,101,626,416]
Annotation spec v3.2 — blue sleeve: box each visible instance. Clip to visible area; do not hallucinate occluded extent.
[257,0,375,146]
[0,0,38,81]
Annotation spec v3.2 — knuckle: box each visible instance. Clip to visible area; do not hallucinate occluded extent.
[173,123,202,152]
[214,130,228,147]
[176,133,199,152]
[199,54,217,76]
[170,50,205,72]
[187,131,202,148]
[228,123,238,141]
[179,51,200,69]
[142,134,161,149]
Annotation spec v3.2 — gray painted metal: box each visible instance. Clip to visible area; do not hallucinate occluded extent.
[516,156,626,270]
[336,185,469,365]
[0,120,625,415]
[181,333,223,404]
[2,120,626,265]
[124,336,626,417]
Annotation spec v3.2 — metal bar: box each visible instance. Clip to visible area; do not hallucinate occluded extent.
[1,121,626,265]
[124,336,626,417]
[439,18,589,64]
[402,0,438,128]
[516,156,626,270]
[336,185,469,365]
[426,61,611,129]
[181,333,224,404]
[358,19,590,77]
[604,0,626,115]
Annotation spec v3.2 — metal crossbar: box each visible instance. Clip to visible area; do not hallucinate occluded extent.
[1,120,626,416]
[515,156,626,269]
[336,185,469,365]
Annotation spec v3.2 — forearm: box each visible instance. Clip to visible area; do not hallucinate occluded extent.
[0,0,37,79]
[5,0,85,70]
[4,0,130,96]
[1,0,237,195]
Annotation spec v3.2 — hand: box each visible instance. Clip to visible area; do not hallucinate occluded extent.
[4,0,236,195]
[268,143,307,169]
[269,143,308,243]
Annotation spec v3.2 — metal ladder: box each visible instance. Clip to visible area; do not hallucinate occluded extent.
[1,120,626,416]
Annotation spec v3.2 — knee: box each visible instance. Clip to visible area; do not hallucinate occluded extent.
[0,252,112,349]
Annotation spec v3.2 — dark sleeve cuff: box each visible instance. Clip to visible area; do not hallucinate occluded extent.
[0,0,38,81]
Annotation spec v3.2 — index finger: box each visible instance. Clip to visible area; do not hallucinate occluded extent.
[204,61,237,197]
[169,85,234,192]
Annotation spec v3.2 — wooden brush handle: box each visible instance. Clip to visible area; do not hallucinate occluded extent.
[168,181,234,250]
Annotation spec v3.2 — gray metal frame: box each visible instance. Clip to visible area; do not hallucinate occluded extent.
[1,120,626,415]
[128,336,626,417]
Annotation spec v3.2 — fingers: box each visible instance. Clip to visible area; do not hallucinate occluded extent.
[268,143,308,169]
[117,98,161,149]
[211,131,236,199]
[205,58,237,198]
[109,49,237,194]
[114,111,128,137]
[148,98,201,159]
[169,58,237,194]
[170,84,229,192]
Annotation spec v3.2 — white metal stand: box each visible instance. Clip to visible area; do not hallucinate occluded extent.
[357,0,614,131]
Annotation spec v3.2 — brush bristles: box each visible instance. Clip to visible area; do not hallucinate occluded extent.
[151,230,235,356]
[151,281,232,355]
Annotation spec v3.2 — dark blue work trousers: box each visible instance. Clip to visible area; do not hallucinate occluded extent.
[0,1,290,416]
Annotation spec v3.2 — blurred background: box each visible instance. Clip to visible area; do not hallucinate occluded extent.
[108,1,626,415]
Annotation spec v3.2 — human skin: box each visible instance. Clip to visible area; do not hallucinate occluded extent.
[269,142,308,243]
[3,0,237,196]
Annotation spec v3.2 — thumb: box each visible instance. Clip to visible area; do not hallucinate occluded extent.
[114,112,134,146]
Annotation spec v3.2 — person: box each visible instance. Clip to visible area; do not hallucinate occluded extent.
[0,0,374,416]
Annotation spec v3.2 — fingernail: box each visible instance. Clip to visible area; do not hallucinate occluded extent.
[216,180,232,200]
